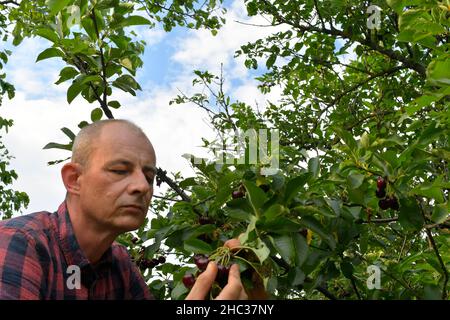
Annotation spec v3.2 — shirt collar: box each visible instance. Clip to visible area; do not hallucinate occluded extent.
[56,201,113,274]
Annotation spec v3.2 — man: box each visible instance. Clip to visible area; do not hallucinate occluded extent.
[0,119,248,300]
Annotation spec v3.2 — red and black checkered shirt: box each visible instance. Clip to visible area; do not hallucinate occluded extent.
[0,201,154,300]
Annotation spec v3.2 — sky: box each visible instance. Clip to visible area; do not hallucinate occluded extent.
[1,0,286,215]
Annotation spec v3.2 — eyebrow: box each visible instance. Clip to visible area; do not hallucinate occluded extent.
[106,159,157,174]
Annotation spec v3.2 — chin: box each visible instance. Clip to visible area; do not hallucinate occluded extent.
[115,217,146,233]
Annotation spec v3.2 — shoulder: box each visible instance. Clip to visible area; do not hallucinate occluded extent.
[0,211,54,255]
[0,211,54,234]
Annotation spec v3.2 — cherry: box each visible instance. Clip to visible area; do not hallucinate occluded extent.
[216,264,230,284]
[377,176,387,190]
[199,216,213,225]
[378,199,390,210]
[140,258,154,269]
[232,190,245,199]
[158,256,166,264]
[194,254,209,271]
[148,259,158,268]
[388,196,399,211]
[131,237,139,244]
[182,273,196,288]
[195,256,210,271]
[375,188,386,199]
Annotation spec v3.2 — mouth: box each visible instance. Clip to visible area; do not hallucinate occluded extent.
[122,204,146,213]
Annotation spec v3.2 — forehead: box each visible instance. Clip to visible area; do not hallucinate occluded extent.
[91,123,156,166]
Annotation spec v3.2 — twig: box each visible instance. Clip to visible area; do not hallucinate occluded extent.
[358,217,399,224]
[0,1,19,5]
[259,0,427,77]
[152,195,181,202]
[418,199,448,299]
[91,9,113,119]
[156,168,191,202]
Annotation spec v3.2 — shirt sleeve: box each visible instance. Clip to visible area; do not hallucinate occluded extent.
[0,229,44,299]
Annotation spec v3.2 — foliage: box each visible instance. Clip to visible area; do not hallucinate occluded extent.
[0,2,29,220]
[1,0,449,300]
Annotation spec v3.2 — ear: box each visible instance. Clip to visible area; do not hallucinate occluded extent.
[61,162,83,196]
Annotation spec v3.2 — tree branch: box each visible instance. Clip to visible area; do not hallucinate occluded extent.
[156,168,191,202]
[260,0,427,77]
[358,217,399,224]
[91,9,113,119]
[418,200,449,299]
[313,0,325,30]
[0,1,19,5]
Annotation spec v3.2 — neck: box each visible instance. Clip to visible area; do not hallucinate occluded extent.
[66,198,118,264]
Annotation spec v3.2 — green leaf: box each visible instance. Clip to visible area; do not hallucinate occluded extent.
[67,82,85,104]
[243,181,268,214]
[61,127,75,140]
[35,28,59,43]
[398,198,424,231]
[340,261,353,279]
[55,67,79,85]
[183,238,212,254]
[107,100,121,109]
[299,215,336,250]
[46,0,73,16]
[81,16,97,41]
[423,284,442,300]
[284,173,311,203]
[287,267,305,286]
[120,15,152,27]
[171,281,188,300]
[271,234,295,265]
[263,204,287,221]
[120,58,133,70]
[333,126,357,154]
[112,74,141,95]
[90,108,103,122]
[308,157,319,178]
[412,185,445,204]
[43,142,72,151]
[224,207,251,222]
[427,58,450,87]
[36,48,64,62]
[260,217,301,234]
[431,203,448,224]
[238,215,257,244]
[96,0,120,10]
[347,173,365,189]
[266,54,277,68]
[249,237,270,263]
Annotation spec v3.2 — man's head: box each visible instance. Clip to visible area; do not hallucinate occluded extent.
[62,119,156,234]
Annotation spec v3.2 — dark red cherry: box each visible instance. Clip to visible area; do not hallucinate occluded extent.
[377,177,387,190]
[182,274,196,288]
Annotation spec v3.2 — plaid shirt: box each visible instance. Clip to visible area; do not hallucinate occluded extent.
[0,201,154,300]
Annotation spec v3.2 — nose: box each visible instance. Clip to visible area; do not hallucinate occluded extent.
[128,169,152,196]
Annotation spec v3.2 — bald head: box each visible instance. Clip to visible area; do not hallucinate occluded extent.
[71,119,154,168]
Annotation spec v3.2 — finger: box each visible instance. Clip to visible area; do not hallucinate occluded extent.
[185,261,217,300]
[224,238,241,250]
[215,264,247,300]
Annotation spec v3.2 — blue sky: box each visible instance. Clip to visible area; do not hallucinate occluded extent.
[1,0,286,215]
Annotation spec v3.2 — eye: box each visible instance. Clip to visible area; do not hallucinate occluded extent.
[111,169,127,175]
[146,176,155,185]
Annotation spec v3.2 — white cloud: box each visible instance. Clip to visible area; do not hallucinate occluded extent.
[2,0,287,216]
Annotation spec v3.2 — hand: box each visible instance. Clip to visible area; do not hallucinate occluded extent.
[224,237,268,300]
[185,237,248,300]
[185,261,248,300]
